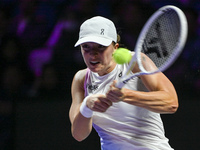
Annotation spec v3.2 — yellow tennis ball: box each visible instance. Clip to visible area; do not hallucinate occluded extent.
[113,48,132,64]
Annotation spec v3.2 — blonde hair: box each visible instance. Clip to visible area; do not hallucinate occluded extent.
[113,34,121,45]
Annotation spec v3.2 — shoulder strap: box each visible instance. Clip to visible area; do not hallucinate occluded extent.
[84,68,90,97]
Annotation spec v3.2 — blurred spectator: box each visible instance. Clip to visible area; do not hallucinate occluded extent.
[0,64,30,150]
[48,5,83,93]
[0,8,11,45]
[0,35,34,86]
[0,65,29,99]
[28,47,53,78]
[182,7,200,92]
[73,0,98,22]
[0,36,27,70]
[28,5,80,95]
[28,63,66,100]
[8,0,52,52]
[165,6,200,97]
[114,1,155,50]
[0,34,33,150]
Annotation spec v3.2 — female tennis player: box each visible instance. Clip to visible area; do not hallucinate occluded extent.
[69,16,178,150]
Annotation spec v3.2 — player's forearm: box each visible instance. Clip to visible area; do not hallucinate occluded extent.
[122,89,178,114]
[71,111,93,141]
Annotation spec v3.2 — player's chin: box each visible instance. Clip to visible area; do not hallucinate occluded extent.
[88,63,102,72]
[88,67,101,73]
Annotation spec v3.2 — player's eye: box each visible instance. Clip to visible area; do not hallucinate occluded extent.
[98,45,107,51]
[81,44,90,52]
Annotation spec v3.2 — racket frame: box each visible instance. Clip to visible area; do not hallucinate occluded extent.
[116,5,188,88]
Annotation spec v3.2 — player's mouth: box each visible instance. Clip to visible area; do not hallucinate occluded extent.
[90,61,100,66]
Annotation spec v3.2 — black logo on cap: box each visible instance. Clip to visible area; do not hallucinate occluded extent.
[101,29,104,35]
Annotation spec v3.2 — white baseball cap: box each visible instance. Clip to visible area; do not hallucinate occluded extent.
[74,16,117,47]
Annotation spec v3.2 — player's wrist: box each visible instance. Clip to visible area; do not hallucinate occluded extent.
[80,96,93,118]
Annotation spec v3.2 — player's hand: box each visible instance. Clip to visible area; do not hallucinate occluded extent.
[106,81,125,102]
[86,94,112,112]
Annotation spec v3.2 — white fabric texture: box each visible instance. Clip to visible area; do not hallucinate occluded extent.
[84,64,174,150]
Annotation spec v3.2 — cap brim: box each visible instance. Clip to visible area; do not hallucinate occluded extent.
[74,36,112,47]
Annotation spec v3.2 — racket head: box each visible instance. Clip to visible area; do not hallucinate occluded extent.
[134,5,188,74]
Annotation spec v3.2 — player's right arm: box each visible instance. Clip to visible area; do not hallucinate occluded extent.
[69,69,113,141]
[69,69,92,141]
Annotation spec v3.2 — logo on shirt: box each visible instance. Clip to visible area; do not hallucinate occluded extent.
[118,71,122,77]
[87,84,99,93]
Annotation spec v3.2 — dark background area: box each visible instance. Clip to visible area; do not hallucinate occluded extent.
[0,0,199,150]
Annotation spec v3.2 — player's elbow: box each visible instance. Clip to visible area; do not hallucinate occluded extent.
[168,100,179,114]
[169,105,178,114]
[73,136,84,142]
[72,132,86,142]
[71,127,90,142]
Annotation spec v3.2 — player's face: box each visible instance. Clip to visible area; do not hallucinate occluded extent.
[81,42,118,76]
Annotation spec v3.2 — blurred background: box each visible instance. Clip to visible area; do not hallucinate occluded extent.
[0,0,199,150]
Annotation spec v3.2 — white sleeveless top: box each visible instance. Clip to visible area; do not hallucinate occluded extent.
[84,64,173,150]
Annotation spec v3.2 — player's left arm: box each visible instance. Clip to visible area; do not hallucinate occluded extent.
[106,54,178,114]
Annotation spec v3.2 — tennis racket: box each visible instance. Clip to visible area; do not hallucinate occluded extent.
[115,5,188,88]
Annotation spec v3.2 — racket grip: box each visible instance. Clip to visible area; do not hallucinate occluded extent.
[115,81,125,89]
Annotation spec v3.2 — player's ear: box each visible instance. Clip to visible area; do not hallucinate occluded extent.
[114,43,119,50]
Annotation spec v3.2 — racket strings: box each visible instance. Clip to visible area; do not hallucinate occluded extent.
[142,9,181,70]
